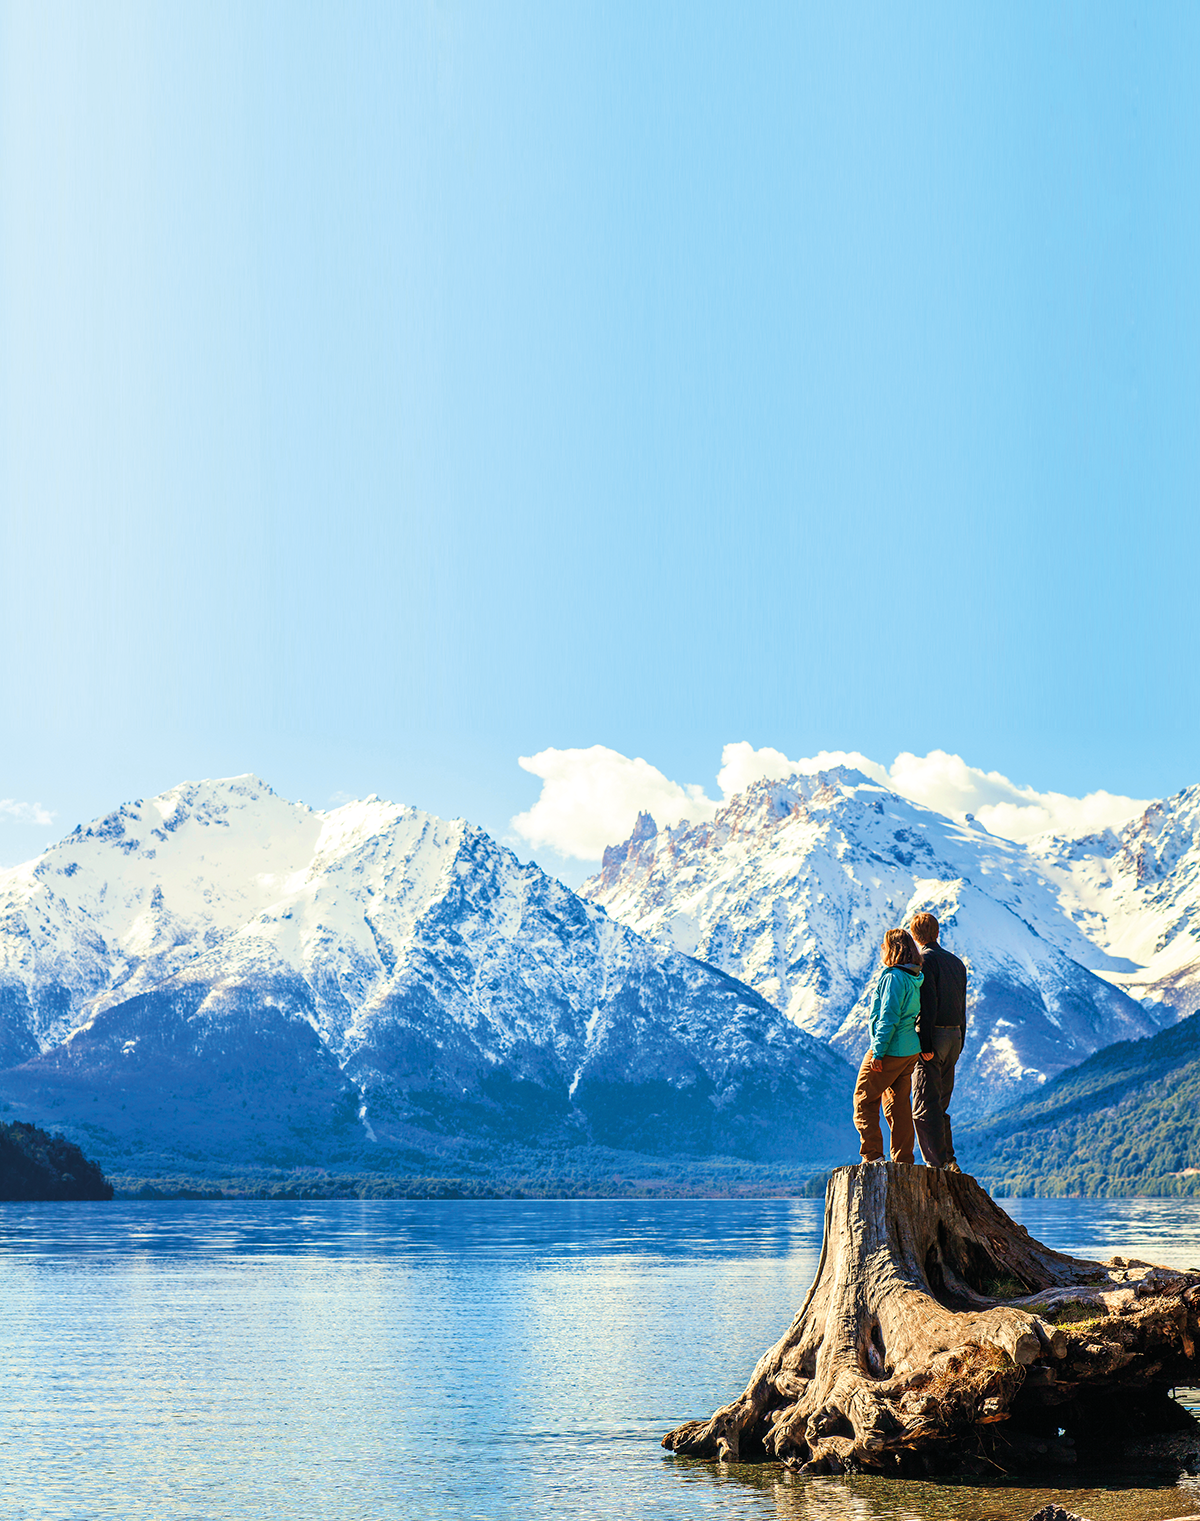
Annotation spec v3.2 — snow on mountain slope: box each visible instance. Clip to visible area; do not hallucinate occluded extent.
[0,776,856,1168]
[1030,785,1200,1021]
[0,776,420,1048]
[581,768,1163,1116]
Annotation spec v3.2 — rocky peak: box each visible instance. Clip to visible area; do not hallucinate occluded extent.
[597,810,659,889]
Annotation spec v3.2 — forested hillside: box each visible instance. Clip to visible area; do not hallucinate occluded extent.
[0,1120,113,1200]
[962,1014,1200,1196]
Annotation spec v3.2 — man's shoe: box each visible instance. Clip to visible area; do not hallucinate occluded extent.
[943,1160,962,1174]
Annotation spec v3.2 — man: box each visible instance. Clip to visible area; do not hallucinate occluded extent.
[909,912,969,1171]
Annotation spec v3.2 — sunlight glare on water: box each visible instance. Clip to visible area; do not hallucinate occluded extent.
[2,1196,1200,1519]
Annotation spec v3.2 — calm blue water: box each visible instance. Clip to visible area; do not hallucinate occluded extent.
[3,1196,1200,1520]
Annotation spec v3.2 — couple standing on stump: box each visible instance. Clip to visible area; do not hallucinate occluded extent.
[853,912,968,1170]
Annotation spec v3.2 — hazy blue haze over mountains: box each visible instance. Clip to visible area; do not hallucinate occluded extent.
[1,769,1198,1182]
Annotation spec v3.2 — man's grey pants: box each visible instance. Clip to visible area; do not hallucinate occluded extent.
[913,1027,963,1168]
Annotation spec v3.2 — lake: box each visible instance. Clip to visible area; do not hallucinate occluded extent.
[3,1196,1200,1520]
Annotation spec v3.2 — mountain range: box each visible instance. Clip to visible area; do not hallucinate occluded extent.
[0,776,854,1174]
[581,768,1191,1115]
[1029,786,1200,1022]
[1,766,1198,1187]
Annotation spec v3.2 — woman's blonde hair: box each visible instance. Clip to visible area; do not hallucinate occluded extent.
[881,927,920,968]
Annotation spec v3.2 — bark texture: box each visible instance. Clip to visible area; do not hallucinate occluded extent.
[664,1163,1200,1475]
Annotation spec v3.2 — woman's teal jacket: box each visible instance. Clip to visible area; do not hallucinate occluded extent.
[867,964,924,1059]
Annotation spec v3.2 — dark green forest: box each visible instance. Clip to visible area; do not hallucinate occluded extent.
[962,1014,1200,1196]
[0,1120,113,1201]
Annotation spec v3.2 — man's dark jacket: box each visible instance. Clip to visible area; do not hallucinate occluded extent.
[916,942,968,1052]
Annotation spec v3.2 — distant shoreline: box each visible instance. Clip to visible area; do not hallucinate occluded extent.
[106,1171,836,1201]
[93,1168,1200,1202]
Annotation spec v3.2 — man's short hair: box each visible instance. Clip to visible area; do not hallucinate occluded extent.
[910,912,940,946]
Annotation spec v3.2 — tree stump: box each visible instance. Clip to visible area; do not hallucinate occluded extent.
[664,1164,1200,1475]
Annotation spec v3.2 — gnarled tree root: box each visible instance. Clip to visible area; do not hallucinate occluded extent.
[664,1163,1200,1474]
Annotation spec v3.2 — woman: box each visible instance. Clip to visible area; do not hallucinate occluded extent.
[853,927,925,1165]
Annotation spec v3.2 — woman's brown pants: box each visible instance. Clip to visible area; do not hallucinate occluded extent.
[853,1052,919,1164]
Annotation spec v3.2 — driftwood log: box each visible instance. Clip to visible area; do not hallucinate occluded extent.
[665,1163,1200,1476]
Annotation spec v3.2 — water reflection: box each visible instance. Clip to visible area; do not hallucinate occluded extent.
[0,1196,826,1262]
[2,1197,1200,1519]
[1005,1197,1200,1271]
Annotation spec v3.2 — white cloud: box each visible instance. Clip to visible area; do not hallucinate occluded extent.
[881,749,1146,840]
[0,798,54,827]
[511,740,1148,860]
[512,747,718,860]
[965,791,1146,841]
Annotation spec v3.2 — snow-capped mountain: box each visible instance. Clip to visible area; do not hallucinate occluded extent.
[0,776,855,1169]
[581,768,1166,1116]
[1030,785,1200,1023]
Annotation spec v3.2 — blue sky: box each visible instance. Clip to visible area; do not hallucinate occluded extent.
[2,1,1198,876]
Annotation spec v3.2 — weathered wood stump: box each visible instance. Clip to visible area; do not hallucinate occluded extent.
[664,1164,1200,1475]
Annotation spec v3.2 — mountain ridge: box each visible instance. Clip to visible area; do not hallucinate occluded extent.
[7,764,1200,1185]
[1031,784,1200,1022]
[581,767,1167,1116]
[960,1012,1200,1196]
[0,774,856,1172]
